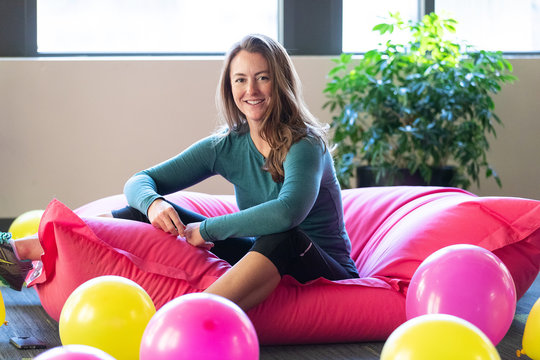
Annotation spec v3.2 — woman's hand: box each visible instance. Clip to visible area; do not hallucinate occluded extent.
[147,198,185,236]
[185,222,214,250]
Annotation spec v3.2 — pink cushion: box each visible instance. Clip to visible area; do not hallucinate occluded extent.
[29,187,540,344]
[342,187,540,298]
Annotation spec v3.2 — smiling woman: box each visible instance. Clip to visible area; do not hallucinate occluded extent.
[122,33,358,310]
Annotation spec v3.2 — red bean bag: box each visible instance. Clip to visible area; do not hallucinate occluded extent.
[28,187,540,344]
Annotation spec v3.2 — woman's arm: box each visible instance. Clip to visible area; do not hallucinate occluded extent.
[200,138,325,241]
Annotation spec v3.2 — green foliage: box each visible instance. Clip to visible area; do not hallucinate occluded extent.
[324,12,516,189]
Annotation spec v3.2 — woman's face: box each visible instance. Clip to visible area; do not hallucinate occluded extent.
[229,50,272,125]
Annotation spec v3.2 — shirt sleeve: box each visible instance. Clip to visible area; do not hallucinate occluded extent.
[200,138,325,241]
[124,136,218,215]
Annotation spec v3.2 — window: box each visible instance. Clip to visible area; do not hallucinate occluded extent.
[2,0,539,56]
[435,0,540,53]
[37,0,278,54]
[342,0,540,54]
[342,0,420,53]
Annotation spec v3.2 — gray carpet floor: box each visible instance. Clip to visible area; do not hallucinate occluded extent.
[0,274,538,359]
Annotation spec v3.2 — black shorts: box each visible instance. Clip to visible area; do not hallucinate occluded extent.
[112,201,357,283]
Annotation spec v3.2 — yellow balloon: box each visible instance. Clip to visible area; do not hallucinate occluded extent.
[8,209,44,239]
[59,276,156,360]
[381,314,500,360]
[519,297,540,359]
[0,290,5,327]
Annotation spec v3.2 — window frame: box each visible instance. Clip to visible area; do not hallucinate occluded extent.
[0,0,37,57]
[1,0,538,57]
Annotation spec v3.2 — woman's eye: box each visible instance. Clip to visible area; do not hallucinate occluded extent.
[234,78,245,83]
[258,76,270,81]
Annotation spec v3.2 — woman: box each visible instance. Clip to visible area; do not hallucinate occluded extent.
[0,34,358,311]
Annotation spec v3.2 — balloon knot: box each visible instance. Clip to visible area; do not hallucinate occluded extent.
[516,349,522,357]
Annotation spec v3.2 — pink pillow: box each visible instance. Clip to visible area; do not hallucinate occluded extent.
[30,199,229,320]
[341,187,540,298]
[31,197,404,344]
[29,187,540,345]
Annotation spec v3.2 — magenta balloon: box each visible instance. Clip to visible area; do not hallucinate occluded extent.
[34,345,116,360]
[140,293,259,360]
[406,244,516,345]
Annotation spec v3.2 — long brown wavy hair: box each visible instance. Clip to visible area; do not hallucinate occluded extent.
[216,34,328,183]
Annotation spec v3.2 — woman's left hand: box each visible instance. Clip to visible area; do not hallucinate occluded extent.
[184,222,214,250]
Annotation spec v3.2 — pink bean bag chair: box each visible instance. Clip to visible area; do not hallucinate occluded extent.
[28,186,540,344]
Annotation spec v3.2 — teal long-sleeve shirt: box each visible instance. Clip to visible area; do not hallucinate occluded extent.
[124,131,358,275]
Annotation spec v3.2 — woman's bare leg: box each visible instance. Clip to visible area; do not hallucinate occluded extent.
[11,234,43,261]
[203,251,281,311]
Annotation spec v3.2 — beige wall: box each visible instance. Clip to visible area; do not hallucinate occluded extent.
[0,56,539,217]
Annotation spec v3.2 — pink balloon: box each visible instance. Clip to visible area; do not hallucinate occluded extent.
[34,345,116,360]
[406,244,516,345]
[140,293,259,360]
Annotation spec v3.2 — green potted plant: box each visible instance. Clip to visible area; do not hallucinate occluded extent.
[324,12,516,189]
